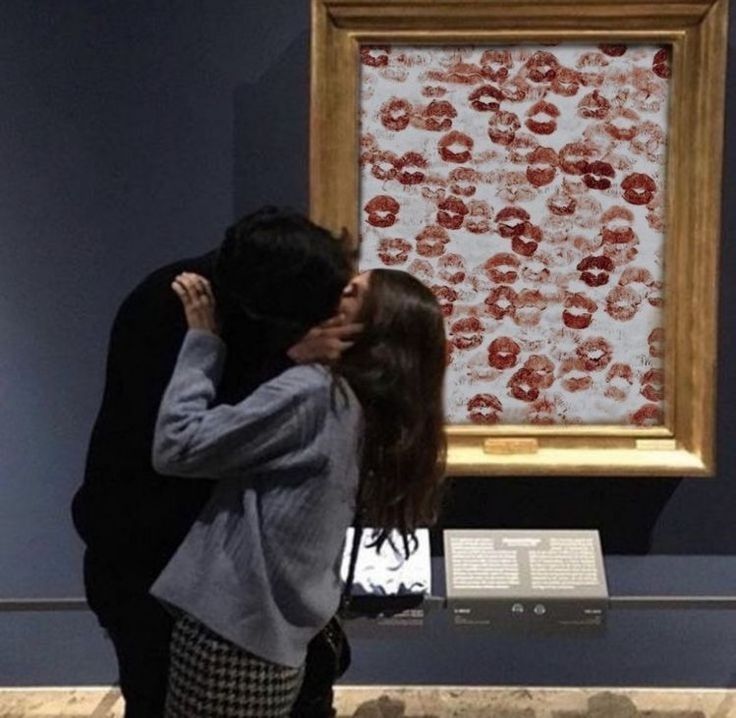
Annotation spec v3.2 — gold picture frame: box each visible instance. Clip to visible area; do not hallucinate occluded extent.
[309,0,728,476]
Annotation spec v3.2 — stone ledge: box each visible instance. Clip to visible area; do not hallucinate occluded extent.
[0,686,733,717]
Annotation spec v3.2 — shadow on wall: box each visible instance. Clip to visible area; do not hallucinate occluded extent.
[232,31,310,216]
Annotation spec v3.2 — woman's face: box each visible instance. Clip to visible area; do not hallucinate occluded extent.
[339,271,372,323]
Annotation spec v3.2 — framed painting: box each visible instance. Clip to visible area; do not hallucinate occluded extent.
[310,0,728,476]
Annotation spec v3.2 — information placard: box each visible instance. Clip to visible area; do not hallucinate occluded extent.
[444,530,608,630]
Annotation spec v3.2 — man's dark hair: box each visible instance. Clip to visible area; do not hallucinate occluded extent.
[213,206,353,343]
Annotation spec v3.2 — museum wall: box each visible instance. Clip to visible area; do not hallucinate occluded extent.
[0,0,734,686]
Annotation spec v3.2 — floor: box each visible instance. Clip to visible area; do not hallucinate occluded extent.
[0,687,734,718]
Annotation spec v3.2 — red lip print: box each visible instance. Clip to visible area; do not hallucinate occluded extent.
[525,100,560,135]
[547,188,577,216]
[605,108,641,142]
[578,90,611,120]
[438,130,474,163]
[599,44,627,56]
[508,367,541,402]
[484,252,520,284]
[422,85,447,98]
[582,161,615,190]
[380,98,412,132]
[500,76,530,102]
[601,206,636,244]
[529,397,557,425]
[631,121,666,162]
[526,146,558,187]
[487,110,521,146]
[448,167,478,197]
[450,316,484,350]
[497,170,537,204]
[364,195,400,228]
[631,404,663,426]
[646,193,666,232]
[495,206,530,238]
[488,336,521,369]
[622,173,656,205]
[395,151,427,185]
[468,84,504,112]
[573,195,602,229]
[360,45,390,67]
[408,258,434,282]
[561,357,593,393]
[465,200,493,234]
[577,337,613,371]
[600,207,638,265]
[652,48,671,79]
[648,328,664,358]
[560,141,599,175]
[641,369,665,402]
[507,133,539,163]
[438,253,466,284]
[422,100,457,131]
[377,237,411,266]
[521,256,551,283]
[368,150,399,181]
[577,51,610,69]
[563,292,597,329]
[484,285,518,320]
[428,61,486,85]
[605,285,642,321]
[511,223,542,257]
[524,354,555,389]
[604,363,634,401]
[526,51,559,83]
[431,284,459,317]
[577,255,614,287]
[437,196,469,230]
[619,266,654,290]
[415,225,450,257]
[480,49,513,82]
[467,393,503,424]
[513,288,546,327]
[551,67,581,96]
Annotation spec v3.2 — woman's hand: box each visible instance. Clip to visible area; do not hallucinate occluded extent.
[287,315,363,364]
[172,272,219,334]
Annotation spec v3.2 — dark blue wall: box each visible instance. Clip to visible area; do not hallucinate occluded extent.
[0,0,734,686]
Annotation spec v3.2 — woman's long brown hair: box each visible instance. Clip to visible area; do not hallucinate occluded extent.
[335,269,447,555]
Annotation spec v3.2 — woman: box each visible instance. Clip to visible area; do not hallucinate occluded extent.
[151,267,446,718]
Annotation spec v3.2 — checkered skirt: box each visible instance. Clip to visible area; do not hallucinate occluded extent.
[165,614,304,718]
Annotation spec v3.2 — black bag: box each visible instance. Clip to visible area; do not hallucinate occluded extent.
[297,522,363,699]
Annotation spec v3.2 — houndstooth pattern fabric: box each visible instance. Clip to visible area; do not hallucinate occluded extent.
[165,614,304,718]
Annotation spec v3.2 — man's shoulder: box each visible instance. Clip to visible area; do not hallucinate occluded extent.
[128,251,216,301]
[116,251,216,320]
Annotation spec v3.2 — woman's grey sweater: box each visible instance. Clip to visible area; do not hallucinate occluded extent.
[150,329,362,668]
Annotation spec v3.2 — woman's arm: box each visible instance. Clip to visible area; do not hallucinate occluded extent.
[152,329,324,478]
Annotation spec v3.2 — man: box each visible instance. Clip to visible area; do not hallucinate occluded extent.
[72,207,359,717]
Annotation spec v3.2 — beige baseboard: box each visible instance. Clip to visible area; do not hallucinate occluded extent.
[0,686,733,717]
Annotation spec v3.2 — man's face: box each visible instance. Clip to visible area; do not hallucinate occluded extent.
[339,271,372,323]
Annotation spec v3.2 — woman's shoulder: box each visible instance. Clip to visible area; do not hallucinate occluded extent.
[269,363,333,398]
[271,365,360,413]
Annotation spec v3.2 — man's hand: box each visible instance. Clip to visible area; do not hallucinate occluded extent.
[287,316,363,364]
[172,273,219,334]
